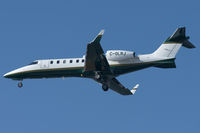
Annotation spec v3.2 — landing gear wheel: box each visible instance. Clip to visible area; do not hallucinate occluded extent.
[18,82,23,88]
[102,84,108,91]
[95,74,101,80]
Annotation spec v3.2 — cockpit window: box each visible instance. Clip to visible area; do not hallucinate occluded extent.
[29,61,38,65]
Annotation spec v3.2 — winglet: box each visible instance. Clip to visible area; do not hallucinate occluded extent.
[130,84,139,95]
[98,29,105,36]
[91,29,105,44]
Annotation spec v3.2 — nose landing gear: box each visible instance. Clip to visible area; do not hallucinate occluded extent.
[18,82,23,88]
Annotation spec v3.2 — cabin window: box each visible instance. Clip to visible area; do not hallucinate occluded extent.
[70,60,73,63]
[76,59,79,63]
[133,52,136,57]
[29,61,38,65]
[50,61,53,64]
[82,59,84,63]
[57,60,60,64]
[63,60,66,63]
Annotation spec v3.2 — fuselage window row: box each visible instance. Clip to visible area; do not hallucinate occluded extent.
[49,59,85,64]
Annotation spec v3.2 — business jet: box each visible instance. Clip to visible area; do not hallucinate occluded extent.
[4,27,195,95]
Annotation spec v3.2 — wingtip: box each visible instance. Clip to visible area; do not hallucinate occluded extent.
[90,29,105,43]
[130,84,139,95]
[98,29,105,36]
[133,84,139,90]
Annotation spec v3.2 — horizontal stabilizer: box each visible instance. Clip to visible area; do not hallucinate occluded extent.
[182,40,195,48]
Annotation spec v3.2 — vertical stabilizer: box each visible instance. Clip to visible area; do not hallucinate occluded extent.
[152,27,195,58]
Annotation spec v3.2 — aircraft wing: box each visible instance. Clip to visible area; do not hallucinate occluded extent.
[84,30,111,73]
[84,30,139,95]
[105,77,139,95]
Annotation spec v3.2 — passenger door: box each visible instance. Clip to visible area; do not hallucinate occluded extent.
[40,60,49,69]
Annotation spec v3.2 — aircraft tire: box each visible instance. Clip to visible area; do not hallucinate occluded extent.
[95,74,101,80]
[18,82,23,88]
[102,84,108,91]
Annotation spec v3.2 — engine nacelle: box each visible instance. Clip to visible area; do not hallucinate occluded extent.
[106,50,135,61]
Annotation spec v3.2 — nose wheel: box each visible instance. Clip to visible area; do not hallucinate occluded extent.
[18,82,23,88]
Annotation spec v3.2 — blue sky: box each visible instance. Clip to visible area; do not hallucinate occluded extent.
[1,0,200,132]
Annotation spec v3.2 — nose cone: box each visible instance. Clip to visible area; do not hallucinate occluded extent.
[3,71,18,79]
[3,67,25,79]
[3,72,10,78]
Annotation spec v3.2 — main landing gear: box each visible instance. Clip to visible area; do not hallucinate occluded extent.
[94,72,109,92]
[18,81,23,88]
[102,84,108,91]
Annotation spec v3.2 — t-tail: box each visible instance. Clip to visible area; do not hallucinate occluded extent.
[152,27,195,68]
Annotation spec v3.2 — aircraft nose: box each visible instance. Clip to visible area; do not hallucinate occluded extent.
[3,68,24,79]
[4,65,31,79]
[3,72,13,78]
[3,73,8,78]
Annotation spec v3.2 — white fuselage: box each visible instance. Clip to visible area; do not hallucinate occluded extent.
[4,51,172,80]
